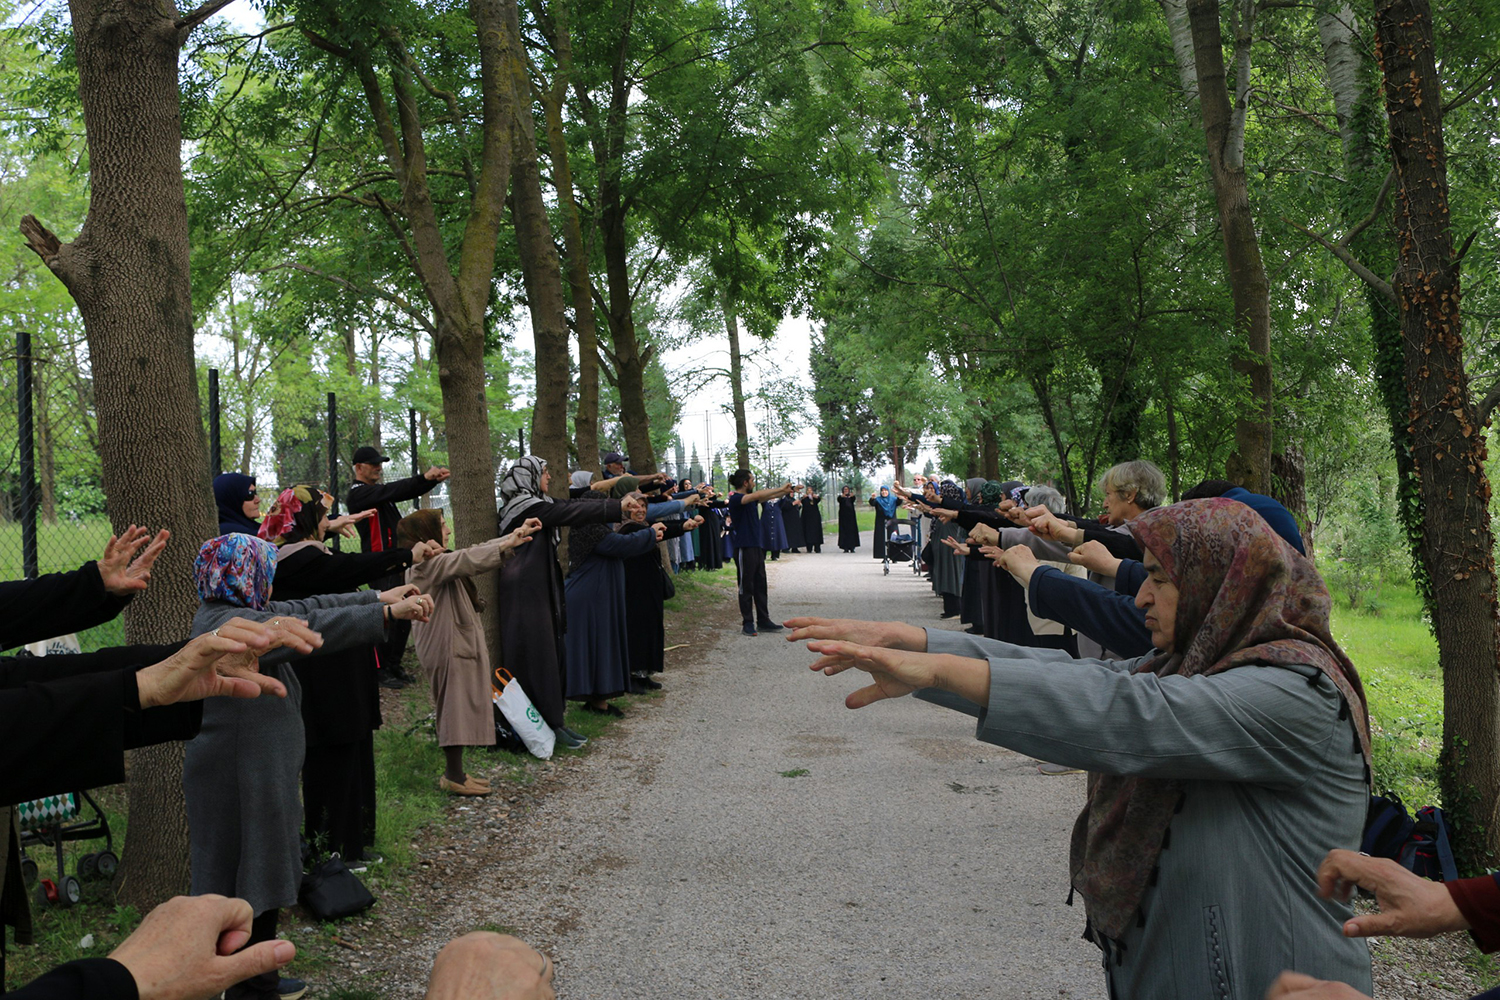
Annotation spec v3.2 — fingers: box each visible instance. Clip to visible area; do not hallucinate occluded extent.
[1265,971,1324,998]
[221,939,298,987]
[218,673,288,700]
[1315,849,1386,900]
[846,683,894,709]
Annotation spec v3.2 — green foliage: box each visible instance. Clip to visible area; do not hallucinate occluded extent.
[1323,479,1409,614]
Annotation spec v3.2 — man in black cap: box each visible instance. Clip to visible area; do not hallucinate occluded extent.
[347,445,451,688]
[602,452,628,477]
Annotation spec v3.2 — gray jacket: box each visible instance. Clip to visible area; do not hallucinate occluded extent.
[923,628,1372,1000]
[183,592,385,914]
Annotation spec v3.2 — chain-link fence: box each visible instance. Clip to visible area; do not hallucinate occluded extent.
[0,335,451,650]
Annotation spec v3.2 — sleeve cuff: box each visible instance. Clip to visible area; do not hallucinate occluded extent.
[1449,874,1500,953]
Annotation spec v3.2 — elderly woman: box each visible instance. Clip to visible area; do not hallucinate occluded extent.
[869,487,898,560]
[789,499,1373,1000]
[398,510,541,793]
[183,534,430,1000]
[835,486,860,553]
[496,457,642,750]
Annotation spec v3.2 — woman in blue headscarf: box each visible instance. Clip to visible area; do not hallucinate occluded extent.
[869,487,898,560]
[213,472,261,536]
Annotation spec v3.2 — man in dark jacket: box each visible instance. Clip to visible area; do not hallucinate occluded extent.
[346,445,449,688]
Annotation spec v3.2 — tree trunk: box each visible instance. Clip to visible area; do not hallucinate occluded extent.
[978,416,1000,480]
[36,376,56,525]
[1374,0,1500,870]
[1316,4,1361,152]
[532,0,600,473]
[1165,388,1181,502]
[510,80,571,499]
[1158,0,1199,98]
[1185,0,1274,494]
[723,294,751,471]
[20,0,220,910]
[598,190,657,474]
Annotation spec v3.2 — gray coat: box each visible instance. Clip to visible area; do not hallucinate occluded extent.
[922,629,1372,1000]
[183,592,385,915]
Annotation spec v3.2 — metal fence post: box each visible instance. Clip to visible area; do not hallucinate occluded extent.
[17,331,37,579]
[327,392,340,552]
[208,367,221,477]
[409,407,420,509]
[517,428,525,458]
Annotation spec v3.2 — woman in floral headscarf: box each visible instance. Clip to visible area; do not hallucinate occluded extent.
[792,499,1373,1000]
[495,457,642,751]
[184,533,432,1000]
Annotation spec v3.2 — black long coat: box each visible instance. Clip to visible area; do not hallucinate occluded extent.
[836,495,860,551]
[800,497,824,548]
[868,498,888,559]
[620,520,685,676]
[274,544,412,746]
[498,498,621,730]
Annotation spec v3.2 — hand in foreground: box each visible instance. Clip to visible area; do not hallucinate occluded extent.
[99,526,171,597]
[783,617,927,651]
[410,539,445,565]
[652,522,666,541]
[501,518,543,549]
[136,618,322,708]
[425,466,452,482]
[109,895,295,1000]
[1316,848,1469,939]
[1026,507,1080,544]
[390,593,434,623]
[929,506,958,522]
[806,641,944,708]
[327,509,377,539]
[380,584,421,604]
[940,536,971,556]
[425,932,555,1000]
[1263,972,1371,1000]
[1069,539,1121,577]
[968,524,999,547]
[997,544,1040,585]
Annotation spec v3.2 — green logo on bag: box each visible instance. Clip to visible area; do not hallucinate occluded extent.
[526,706,540,725]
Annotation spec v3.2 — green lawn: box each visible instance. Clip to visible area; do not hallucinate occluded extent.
[1328,583,1441,808]
[0,519,126,650]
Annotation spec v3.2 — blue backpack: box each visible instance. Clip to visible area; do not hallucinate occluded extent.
[1361,792,1458,882]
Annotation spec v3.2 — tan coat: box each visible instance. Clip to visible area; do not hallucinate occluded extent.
[406,537,517,746]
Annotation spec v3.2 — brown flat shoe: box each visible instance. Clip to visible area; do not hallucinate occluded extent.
[440,774,493,796]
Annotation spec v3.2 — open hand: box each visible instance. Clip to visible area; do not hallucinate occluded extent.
[502,517,543,549]
[1315,849,1469,939]
[110,894,296,1000]
[136,617,323,707]
[783,617,927,651]
[99,526,171,597]
[1263,972,1371,1000]
[326,509,376,539]
[805,640,936,708]
[380,584,420,604]
[930,506,958,522]
[940,536,971,556]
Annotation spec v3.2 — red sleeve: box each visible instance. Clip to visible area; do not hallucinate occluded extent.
[1448,873,1500,953]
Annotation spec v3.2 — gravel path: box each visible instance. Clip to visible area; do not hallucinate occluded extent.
[520,536,1100,998]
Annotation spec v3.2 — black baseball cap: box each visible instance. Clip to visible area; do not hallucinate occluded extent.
[353,446,390,465]
[602,452,627,466]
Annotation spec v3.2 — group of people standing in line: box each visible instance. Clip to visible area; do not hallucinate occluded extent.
[786,459,1500,1000]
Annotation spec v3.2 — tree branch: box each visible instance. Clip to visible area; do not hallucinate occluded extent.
[176,0,238,37]
[1339,167,1395,246]
[258,263,436,334]
[1283,216,1396,302]
[1477,381,1500,429]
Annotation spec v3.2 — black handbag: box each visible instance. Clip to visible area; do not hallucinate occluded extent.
[299,855,376,920]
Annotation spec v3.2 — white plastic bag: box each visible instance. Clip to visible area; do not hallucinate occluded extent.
[491,667,555,760]
[26,633,81,658]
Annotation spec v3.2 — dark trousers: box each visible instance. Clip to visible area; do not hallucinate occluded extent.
[225,908,280,998]
[735,547,769,625]
[303,734,377,861]
[376,617,413,678]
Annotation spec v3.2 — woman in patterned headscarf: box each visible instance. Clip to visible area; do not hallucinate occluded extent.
[796,498,1373,1000]
[495,457,643,751]
[184,534,432,1000]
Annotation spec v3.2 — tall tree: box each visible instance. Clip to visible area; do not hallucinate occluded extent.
[18,0,230,909]
[1184,0,1274,493]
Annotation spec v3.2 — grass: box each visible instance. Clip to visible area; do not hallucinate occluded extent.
[779,768,810,778]
[0,518,126,651]
[1327,581,1442,808]
[2,564,740,992]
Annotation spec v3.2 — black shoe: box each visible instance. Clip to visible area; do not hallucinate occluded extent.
[555,727,586,749]
[633,674,663,690]
[378,673,410,689]
[346,849,383,872]
[742,624,758,636]
[756,621,784,632]
[583,702,625,718]
[276,977,308,1000]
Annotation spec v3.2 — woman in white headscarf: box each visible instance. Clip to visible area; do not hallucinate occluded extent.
[495,457,642,750]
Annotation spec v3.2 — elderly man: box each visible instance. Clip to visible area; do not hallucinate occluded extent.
[346,445,450,688]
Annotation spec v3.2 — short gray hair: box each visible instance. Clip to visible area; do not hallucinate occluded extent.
[1026,485,1067,514]
[1100,460,1166,510]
